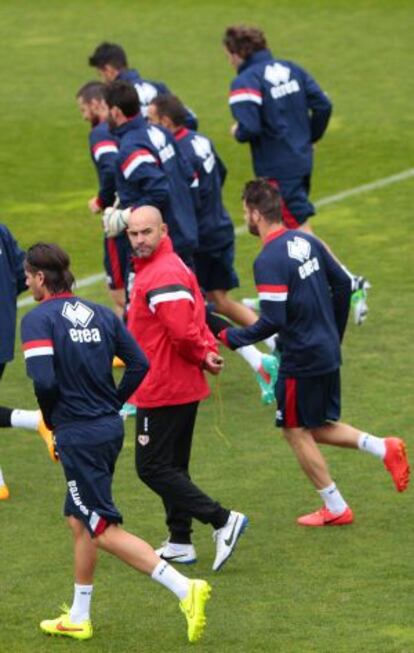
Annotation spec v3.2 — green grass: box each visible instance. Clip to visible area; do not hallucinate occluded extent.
[1,1,413,651]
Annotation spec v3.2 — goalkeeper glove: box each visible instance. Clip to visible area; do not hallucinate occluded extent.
[102,207,131,237]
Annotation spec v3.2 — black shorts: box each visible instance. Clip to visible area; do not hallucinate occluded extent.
[193,241,239,293]
[275,370,341,429]
[269,176,315,228]
[104,232,131,290]
[57,416,124,536]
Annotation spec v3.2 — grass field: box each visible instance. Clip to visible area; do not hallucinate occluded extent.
[1,1,413,652]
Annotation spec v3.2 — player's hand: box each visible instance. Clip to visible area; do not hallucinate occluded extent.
[102,207,131,237]
[204,351,224,375]
[88,197,102,214]
[230,122,239,137]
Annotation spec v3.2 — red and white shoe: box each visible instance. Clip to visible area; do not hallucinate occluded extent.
[297,506,354,527]
[384,437,410,492]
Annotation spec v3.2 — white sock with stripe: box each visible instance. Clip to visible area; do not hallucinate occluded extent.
[10,409,40,431]
[151,561,190,600]
[358,432,386,459]
[236,345,262,372]
[318,483,348,514]
[0,467,5,486]
[70,584,93,623]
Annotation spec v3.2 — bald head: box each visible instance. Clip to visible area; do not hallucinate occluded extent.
[127,205,168,258]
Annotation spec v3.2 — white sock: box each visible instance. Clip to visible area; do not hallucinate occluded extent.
[151,561,190,600]
[10,409,40,431]
[318,482,348,514]
[0,467,5,486]
[263,336,276,351]
[70,583,93,623]
[236,345,262,372]
[358,432,386,459]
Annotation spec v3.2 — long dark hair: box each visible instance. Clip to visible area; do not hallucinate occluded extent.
[25,243,75,293]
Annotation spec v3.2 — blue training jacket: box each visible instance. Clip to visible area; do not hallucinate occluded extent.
[0,224,26,364]
[173,127,234,252]
[21,293,149,431]
[223,228,352,377]
[112,115,199,256]
[228,49,332,179]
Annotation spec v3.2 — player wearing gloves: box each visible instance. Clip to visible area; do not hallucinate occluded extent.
[219,180,409,526]
[22,242,212,644]
[103,80,198,270]
[126,206,248,570]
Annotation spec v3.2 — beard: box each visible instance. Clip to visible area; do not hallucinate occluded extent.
[247,220,260,236]
[107,113,117,130]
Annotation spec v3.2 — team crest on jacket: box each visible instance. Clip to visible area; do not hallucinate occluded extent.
[62,301,94,328]
[147,125,167,150]
[287,236,311,263]
[264,62,291,86]
[137,434,150,446]
[264,62,300,99]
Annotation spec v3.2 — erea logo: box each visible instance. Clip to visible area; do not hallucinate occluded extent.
[62,301,94,328]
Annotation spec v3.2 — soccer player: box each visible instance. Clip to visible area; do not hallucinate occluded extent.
[147,94,278,403]
[218,180,409,526]
[0,224,56,499]
[101,80,198,270]
[76,81,127,316]
[88,41,197,127]
[223,25,370,324]
[21,242,211,643]
[126,206,248,568]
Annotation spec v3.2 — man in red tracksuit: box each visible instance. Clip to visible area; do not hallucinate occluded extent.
[126,205,248,572]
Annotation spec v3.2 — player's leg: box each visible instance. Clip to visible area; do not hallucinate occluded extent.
[103,233,128,318]
[96,525,211,643]
[136,403,248,571]
[276,371,352,526]
[195,243,258,326]
[312,422,410,492]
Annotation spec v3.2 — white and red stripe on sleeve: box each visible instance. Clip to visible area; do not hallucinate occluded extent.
[121,149,158,179]
[229,88,263,105]
[256,284,288,302]
[92,140,118,161]
[22,339,54,359]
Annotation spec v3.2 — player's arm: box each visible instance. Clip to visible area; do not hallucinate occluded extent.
[114,318,149,404]
[219,259,287,349]
[320,245,352,341]
[147,281,216,366]
[121,147,169,209]
[302,69,333,143]
[21,313,59,429]
[90,133,118,209]
[9,229,27,295]
[228,78,263,142]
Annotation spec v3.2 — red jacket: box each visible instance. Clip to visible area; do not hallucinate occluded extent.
[127,236,218,408]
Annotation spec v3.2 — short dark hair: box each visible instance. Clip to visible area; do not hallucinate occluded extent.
[104,80,140,117]
[223,25,267,59]
[25,243,75,293]
[150,94,187,127]
[242,179,282,223]
[76,80,106,102]
[88,42,128,70]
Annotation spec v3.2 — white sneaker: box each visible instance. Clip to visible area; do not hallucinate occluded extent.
[155,540,197,564]
[212,511,248,571]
